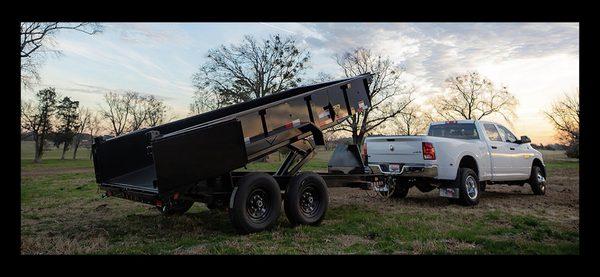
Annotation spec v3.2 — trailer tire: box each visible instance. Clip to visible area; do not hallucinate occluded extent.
[456,168,480,206]
[229,173,281,234]
[157,199,194,216]
[284,172,329,226]
[529,165,546,195]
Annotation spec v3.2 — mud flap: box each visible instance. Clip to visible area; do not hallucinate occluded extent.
[439,187,460,198]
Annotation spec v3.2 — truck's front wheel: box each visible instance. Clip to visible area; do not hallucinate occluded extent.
[529,165,547,195]
[229,173,282,234]
[284,172,328,226]
[455,168,480,206]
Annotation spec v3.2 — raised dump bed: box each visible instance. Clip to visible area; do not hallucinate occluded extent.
[93,73,374,233]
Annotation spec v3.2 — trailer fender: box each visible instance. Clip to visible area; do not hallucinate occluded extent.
[229,186,239,209]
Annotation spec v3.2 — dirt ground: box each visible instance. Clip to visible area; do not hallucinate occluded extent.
[328,166,579,230]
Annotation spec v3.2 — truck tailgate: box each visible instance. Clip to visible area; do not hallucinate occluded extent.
[366,136,425,164]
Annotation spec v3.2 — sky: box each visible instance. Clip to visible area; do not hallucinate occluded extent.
[22,22,579,144]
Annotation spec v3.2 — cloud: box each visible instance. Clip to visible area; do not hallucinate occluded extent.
[33,22,578,144]
[107,23,193,46]
[52,34,195,97]
[298,23,578,94]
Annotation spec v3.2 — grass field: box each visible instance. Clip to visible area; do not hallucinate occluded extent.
[20,141,580,254]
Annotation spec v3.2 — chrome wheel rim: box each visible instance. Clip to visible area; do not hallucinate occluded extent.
[465,175,478,200]
[537,172,546,192]
[537,172,546,183]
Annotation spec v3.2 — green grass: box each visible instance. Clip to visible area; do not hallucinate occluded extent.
[20,143,579,254]
[545,160,579,170]
[21,174,579,255]
[21,159,93,171]
[21,141,91,162]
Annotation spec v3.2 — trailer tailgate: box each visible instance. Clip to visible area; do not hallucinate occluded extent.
[151,119,248,193]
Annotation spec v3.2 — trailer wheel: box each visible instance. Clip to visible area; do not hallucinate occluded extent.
[229,173,282,234]
[456,168,480,206]
[284,172,329,226]
[157,199,194,216]
[529,165,546,195]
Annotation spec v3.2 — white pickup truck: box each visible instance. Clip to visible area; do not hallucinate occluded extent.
[363,120,547,206]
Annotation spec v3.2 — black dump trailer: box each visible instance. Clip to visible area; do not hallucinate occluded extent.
[93,73,379,233]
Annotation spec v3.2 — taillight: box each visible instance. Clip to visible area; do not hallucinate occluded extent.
[422,142,436,160]
[361,143,368,163]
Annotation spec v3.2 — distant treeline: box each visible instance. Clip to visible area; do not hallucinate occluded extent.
[530,143,567,151]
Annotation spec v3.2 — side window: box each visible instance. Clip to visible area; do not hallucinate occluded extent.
[483,124,503,142]
[498,125,517,143]
[496,126,507,142]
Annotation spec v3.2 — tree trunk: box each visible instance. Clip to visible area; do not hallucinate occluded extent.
[352,133,364,146]
[61,143,67,160]
[89,132,95,160]
[72,140,80,160]
[33,136,42,163]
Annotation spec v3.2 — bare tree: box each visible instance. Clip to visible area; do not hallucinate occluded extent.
[545,89,579,158]
[20,22,103,89]
[303,72,335,85]
[101,92,135,136]
[331,47,414,145]
[393,102,429,136]
[72,107,91,159]
[21,88,58,163]
[145,95,169,127]
[128,92,149,132]
[101,91,171,135]
[87,111,105,159]
[431,72,517,122]
[190,34,310,113]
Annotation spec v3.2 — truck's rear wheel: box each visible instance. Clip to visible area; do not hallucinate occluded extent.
[229,173,282,234]
[284,172,328,226]
[157,199,194,216]
[529,165,547,195]
[455,168,480,206]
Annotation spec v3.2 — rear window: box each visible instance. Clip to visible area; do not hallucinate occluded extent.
[428,123,479,140]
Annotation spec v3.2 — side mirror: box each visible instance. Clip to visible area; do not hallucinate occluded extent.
[519,136,531,144]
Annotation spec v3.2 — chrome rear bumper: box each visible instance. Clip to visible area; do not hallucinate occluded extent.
[368,163,438,178]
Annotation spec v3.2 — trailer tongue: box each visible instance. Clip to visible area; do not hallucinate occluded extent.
[93,73,374,233]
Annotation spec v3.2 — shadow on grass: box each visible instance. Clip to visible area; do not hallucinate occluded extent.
[67,206,298,240]
[479,190,538,200]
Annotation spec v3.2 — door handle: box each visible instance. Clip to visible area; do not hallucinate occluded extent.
[491,146,498,149]
[510,147,515,150]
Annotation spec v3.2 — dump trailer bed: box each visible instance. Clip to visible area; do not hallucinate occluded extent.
[92,73,375,233]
